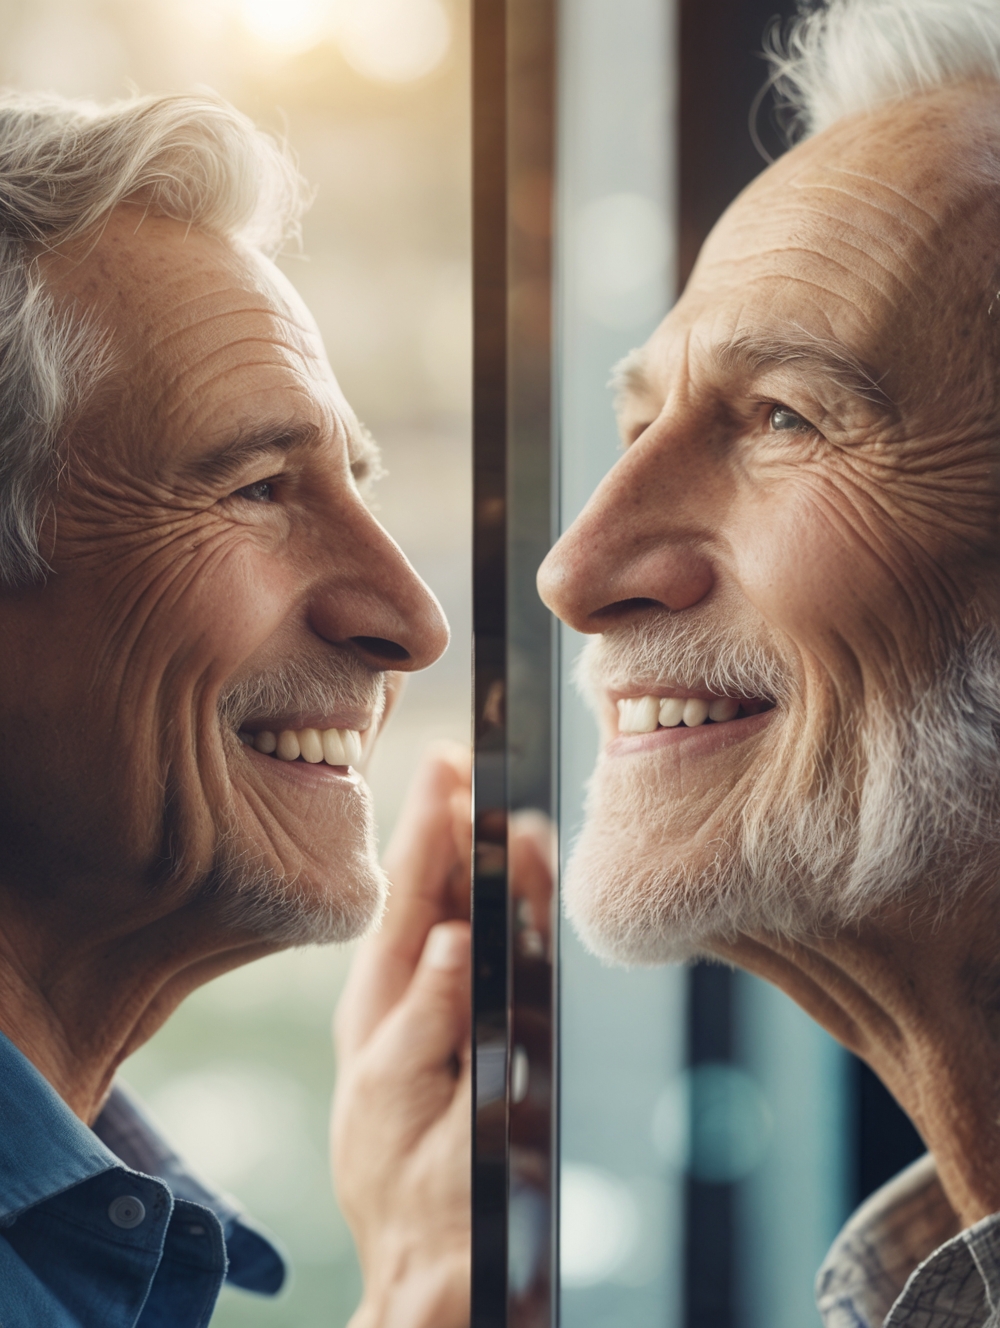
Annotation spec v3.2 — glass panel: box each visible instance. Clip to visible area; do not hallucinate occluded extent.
[554,3,854,1327]
[477,1,894,1324]
[555,4,684,1327]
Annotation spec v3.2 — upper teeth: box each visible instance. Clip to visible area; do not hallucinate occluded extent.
[237,726,363,767]
[617,695,740,734]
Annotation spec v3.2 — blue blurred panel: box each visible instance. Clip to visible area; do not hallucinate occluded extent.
[556,0,681,1323]
[559,929,686,1328]
[733,971,851,1328]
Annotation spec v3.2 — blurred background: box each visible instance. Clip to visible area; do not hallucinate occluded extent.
[0,1,470,1323]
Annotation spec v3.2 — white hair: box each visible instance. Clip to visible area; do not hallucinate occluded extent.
[766,0,1000,143]
[0,90,308,587]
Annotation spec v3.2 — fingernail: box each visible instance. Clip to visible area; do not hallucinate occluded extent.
[424,925,467,971]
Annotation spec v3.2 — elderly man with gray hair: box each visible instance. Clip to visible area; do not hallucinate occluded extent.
[0,92,474,1326]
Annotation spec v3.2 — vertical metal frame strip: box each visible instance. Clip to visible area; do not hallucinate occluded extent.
[472,0,510,1323]
[506,0,558,1322]
[473,0,558,1321]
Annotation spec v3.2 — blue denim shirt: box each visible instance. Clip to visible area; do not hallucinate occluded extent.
[0,1030,287,1326]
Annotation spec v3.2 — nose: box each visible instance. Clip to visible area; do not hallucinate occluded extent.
[537,427,715,633]
[309,498,450,672]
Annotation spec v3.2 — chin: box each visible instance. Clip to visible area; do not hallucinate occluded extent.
[563,756,744,966]
[210,782,389,947]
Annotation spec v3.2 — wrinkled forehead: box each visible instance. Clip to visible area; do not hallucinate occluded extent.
[47,210,354,454]
[657,87,1000,401]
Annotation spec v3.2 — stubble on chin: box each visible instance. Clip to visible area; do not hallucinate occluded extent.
[206,778,389,947]
[202,650,391,946]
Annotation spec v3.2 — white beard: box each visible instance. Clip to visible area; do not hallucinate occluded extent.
[564,621,1000,966]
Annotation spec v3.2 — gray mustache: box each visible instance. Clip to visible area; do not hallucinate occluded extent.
[576,619,790,706]
[217,653,386,729]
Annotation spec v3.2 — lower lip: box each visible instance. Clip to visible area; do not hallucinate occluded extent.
[607,708,776,757]
[238,743,358,785]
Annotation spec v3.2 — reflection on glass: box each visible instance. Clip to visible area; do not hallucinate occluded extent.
[554,3,851,1327]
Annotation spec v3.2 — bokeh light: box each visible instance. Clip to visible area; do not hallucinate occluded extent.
[229,0,452,79]
[235,0,337,54]
[652,1062,774,1184]
[338,0,451,83]
[560,1163,640,1287]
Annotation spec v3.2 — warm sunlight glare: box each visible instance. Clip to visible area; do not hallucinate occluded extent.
[235,0,338,53]
[338,0,451,82]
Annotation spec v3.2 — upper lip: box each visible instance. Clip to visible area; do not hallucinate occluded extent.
[236,711,373,734]
[607,686,773,703]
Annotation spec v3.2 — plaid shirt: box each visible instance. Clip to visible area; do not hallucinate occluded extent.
[817,1154,1000,1327]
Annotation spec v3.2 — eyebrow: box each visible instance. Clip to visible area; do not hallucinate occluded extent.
[715,329,895,412]
[184,422,321,487]
[609,347,654,415]
[349,420,385,486]
[610,329,896,422]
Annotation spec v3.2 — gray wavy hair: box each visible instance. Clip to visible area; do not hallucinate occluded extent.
[0,90,308,587]
[767,0,1000,142]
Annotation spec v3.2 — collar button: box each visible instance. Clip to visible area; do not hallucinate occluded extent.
[108,1195,146,1229]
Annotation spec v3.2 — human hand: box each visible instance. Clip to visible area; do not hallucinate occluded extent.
[332,743,472,1328]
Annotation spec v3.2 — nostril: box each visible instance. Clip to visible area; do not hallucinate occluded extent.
[351,635,411,663]
[592,596,666,624]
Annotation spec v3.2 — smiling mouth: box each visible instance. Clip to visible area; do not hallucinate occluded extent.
[616,693,775,735]
[237,725,364,767]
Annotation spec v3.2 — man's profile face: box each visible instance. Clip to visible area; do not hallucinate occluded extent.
[539,85,1000,962]
[0,209,448,946]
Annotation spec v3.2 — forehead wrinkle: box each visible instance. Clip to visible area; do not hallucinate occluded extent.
[715,271,896,337]
[802,178,940,239]
[700,252,904,323]
[791,187,942,286]
[141,361,316,438]
[137,304,321,370]
[713,217,921,303]
[817,165,942,227]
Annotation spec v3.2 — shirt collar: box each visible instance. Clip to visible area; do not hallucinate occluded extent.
[0,1028,119,1220]
[816,1153,1000,1328]
[0,1028,287,1295]
[92,1078,287,1294]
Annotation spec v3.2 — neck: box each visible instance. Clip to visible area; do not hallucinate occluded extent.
[716,895,1000,1228]
[0,887,277,1123]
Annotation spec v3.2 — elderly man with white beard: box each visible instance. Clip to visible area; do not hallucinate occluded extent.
[535,1,1000,1324]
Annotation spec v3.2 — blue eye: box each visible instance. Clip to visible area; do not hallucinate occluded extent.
[769,405,809,432]
[233,480,275,503]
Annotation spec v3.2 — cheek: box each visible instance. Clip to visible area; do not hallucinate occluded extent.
[92,529,302,711]
[730,475,946,690]
[0,526,307,891]
[165,544,301,684]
